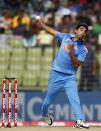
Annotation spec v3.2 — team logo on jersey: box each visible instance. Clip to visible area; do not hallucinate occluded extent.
[65,38,70,42]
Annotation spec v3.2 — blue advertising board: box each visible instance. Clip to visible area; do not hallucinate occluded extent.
[0,91,101,122]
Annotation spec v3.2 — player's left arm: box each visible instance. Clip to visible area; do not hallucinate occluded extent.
[69,51,81,68]
[63,43,88,68]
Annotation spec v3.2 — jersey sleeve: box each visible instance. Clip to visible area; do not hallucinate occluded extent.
[56,31,65,43]
[77,48,88,62]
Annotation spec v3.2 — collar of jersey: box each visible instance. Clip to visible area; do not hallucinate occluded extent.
[68,33,83,44]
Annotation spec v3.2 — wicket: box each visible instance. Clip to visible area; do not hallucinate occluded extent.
[1,78,18,128]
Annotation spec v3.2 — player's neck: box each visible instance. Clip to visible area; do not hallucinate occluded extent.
[74,37,79,41]
[74,36,82,41]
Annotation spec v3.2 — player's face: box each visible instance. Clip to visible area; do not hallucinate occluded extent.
[75,26,87,39]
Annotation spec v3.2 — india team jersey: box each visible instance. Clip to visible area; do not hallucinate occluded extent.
[51,32,88,74]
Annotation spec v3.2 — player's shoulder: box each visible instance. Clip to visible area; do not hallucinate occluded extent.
[78,41,88,53]
[56,31,65,37]
[63,33,73,40]
[66,33,74,38]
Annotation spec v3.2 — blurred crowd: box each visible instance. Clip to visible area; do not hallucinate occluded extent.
[0,0,101,91]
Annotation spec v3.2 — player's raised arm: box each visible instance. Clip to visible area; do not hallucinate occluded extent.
[35,16,57,36]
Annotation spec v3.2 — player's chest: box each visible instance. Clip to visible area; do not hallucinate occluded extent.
[61,37,80,55]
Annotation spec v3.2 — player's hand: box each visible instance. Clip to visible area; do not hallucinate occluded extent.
[63,43,74,53]
[35,16,43,27]
[36,16,41,21]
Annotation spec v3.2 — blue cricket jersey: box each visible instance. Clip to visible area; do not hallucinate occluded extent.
[51,32,88,74]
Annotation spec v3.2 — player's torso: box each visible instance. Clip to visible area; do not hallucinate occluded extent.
[57,34,83,61]
[61,34,82,56]
[51,34,84,74]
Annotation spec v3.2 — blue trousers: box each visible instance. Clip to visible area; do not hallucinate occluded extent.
[42,70,84,120]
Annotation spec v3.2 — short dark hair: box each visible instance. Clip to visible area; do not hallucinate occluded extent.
[76,23,88,32]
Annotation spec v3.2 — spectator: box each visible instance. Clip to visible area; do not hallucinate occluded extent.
[0,11,9,48]
[44,13,55,28]
[13,17,37,48]
[56,1,71,17]
[79,42,97,91]
[13,17,26,36]
[68,0,81,14]
[5,0,21,12]
[2,9,12,31]
[0,13,5,34]
[92,16,101,35]
[85,4,97,24]
[76,10,92,26]
[12,9,30,29]
[23,20,38,48]
[37,30,53,48]
[56,15,74,33]
[95,45,101,90]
